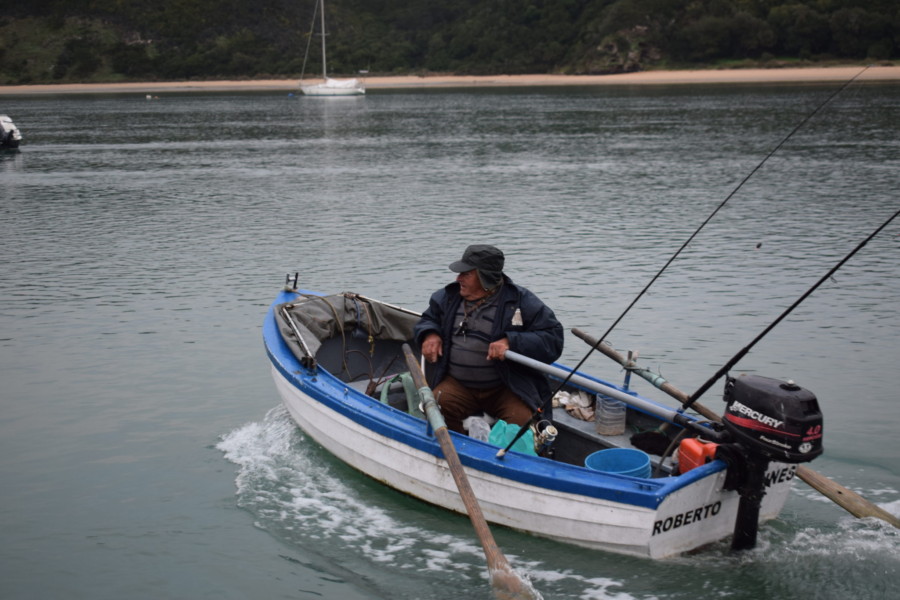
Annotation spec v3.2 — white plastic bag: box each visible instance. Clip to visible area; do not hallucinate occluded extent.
[463,415,492,441]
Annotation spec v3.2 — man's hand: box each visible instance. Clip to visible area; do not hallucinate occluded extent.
[422,333,443,363]
[487,337,510,361]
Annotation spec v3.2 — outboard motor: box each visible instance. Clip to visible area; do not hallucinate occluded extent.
[716,373,823,551]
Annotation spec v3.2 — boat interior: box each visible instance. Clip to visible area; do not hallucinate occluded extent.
[276,292,690,477]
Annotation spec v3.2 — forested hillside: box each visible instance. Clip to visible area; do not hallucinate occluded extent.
[1,0,897,85]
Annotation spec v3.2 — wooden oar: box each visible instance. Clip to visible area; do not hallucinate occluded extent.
[571,327,900,529]
[401,344,540,600]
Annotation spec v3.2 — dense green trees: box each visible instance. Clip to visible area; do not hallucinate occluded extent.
[1,0,896,84]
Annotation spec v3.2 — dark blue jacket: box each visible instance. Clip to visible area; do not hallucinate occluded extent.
[414,276,564,417]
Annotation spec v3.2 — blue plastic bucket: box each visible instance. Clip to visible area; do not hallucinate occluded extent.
[584,448,651,478]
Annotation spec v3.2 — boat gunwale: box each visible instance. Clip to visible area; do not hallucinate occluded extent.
[263,289,728,510]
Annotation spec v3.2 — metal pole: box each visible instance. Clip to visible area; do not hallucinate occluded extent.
[319,0,327,79]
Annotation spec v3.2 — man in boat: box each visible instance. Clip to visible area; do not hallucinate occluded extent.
[414,244,564,434]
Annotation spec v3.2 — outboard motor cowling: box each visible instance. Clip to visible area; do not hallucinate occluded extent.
[722,374,823,462]
[717,374,823,551]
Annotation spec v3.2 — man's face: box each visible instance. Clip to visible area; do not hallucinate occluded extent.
[456,269,484,301]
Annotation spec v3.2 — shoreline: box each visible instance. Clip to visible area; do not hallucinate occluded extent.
[1,65,898,95]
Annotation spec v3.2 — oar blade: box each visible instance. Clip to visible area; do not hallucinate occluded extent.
[490,565,543,600]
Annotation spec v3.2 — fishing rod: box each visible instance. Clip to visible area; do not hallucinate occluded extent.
[497,65,871,458]
[684,207,900,409]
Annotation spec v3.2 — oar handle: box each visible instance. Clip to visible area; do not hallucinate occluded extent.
[402,346,446,432]
[403,343,430,391]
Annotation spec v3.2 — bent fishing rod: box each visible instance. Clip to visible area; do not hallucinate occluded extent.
[497,65,871,458]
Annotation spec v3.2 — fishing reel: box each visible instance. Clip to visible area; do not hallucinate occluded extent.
[715,373,824,550]
[532,420,558,458]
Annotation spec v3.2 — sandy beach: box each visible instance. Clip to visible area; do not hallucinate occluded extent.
[1,65,898,95]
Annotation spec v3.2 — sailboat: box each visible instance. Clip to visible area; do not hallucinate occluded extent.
[299,0,365,96]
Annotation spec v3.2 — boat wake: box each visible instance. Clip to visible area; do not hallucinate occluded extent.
[217,407,442,556]
[217,407,898,600]
[661,499,900,600]
[217,406,646,599]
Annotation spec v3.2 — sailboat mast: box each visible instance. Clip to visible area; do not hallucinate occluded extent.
[319,0,327,80]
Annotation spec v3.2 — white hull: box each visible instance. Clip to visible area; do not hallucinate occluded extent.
[300,78,365,96]
[270,365,795,558]
[1,114,22,149]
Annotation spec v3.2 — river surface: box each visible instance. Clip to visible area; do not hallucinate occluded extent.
[1,81,898,600]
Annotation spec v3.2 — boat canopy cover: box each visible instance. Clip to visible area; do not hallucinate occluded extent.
[275,293,419,365]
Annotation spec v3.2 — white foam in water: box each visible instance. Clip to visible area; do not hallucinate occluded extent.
[217,407,900,599]
[216,407,639,598]
[523,568,638,600]
[792,515,900,557]
[218,407,492,573]
[769,518,899,600]
[793,479,900,530]
[881,498,900,517]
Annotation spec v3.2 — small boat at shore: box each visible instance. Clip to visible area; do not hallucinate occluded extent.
[1,115,23,149]
[299,0,365,96]
[263,278,825,559]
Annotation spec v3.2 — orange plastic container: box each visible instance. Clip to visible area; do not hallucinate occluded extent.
[677,438,718,474]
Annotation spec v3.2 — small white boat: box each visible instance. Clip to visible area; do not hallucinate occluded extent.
[1,115,23,149]
[263,281,825,559]
[299,0,365,96]
[301,77,365,97]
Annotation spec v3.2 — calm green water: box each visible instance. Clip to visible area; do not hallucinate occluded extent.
[1,83,898,600]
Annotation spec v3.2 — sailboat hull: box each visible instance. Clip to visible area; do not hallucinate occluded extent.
[301,78,366,96]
